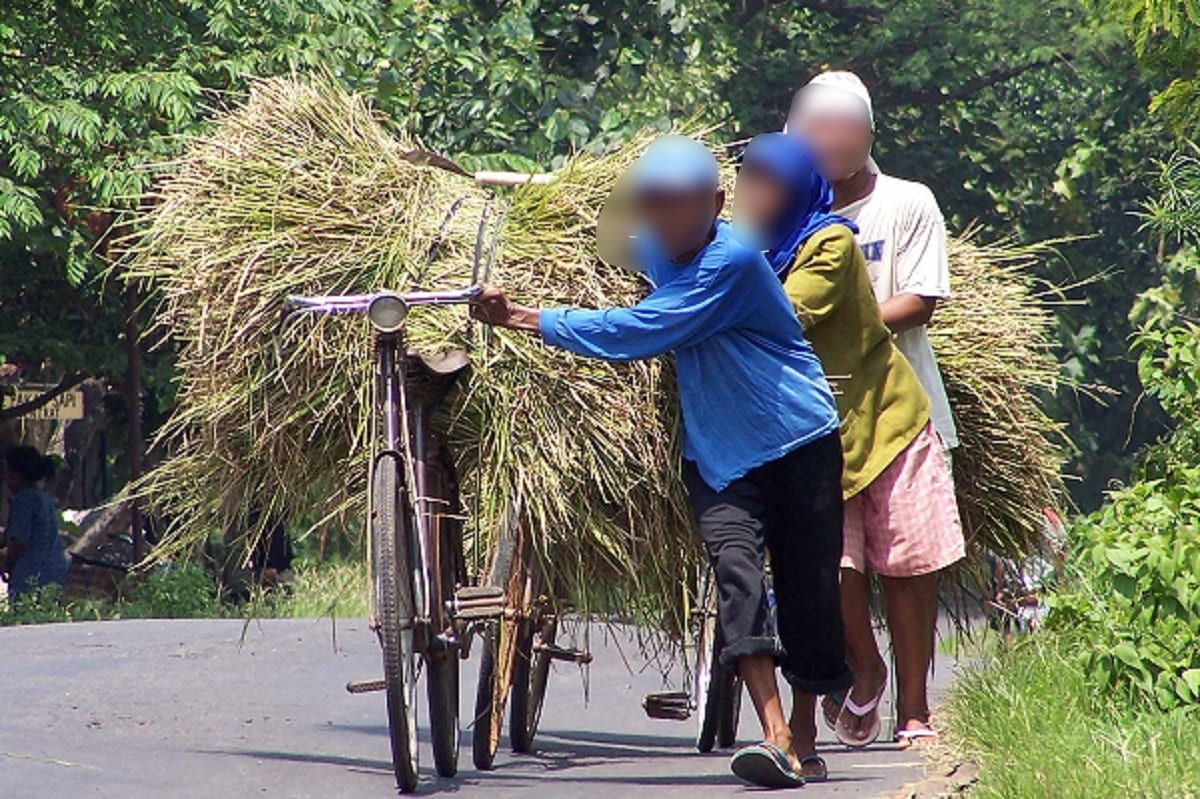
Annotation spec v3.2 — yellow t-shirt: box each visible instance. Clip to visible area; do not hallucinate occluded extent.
[782,224,930,499]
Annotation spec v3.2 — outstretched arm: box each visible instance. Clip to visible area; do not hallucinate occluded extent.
[470,277,741,362]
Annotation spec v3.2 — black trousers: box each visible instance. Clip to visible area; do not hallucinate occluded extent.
[684,431,853,695]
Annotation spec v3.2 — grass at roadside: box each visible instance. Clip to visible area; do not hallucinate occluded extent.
[1,558,368,625]
[944,633,1200,799]
[247,559,368,619]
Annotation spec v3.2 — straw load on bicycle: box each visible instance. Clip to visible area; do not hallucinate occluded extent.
[120,75,1068,630]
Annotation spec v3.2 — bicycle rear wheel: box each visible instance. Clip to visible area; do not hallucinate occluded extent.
[471,512,524,770]
[372,455,420,793]
[694,567,741,753]
[510,601,556,753]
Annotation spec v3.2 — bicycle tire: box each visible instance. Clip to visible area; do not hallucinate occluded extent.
[694,567,723,753]
[427,450,463,778]
[373,456,420,793]
[510,609,556,753]
[471,514,522,770]
[716,670,743,749]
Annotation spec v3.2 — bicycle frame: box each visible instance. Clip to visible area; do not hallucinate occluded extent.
[285,286,480,640]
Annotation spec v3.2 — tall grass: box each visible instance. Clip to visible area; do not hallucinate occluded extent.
[945,634,1200,799]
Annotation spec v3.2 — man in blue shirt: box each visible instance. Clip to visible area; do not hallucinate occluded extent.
[471,135,852,788]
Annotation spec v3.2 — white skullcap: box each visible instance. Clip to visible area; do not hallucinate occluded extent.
[791,70,875,132]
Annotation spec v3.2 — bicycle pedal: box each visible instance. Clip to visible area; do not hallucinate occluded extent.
[535,643,593,664]
[642,691,693,721]
[455,585,505,600]
[346,678,386,694]
[452,585,506,620]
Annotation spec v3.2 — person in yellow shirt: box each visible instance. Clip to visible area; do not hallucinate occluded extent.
[732,132,965,768]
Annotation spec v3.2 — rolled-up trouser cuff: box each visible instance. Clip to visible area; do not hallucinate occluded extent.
[781,665,855,696]
[719,635,783,671]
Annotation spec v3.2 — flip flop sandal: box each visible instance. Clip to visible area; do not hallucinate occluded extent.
[798,753,828,783]
[730,742,805,789]
[835,675,887,749]
[895,727,939,748]
[822,691,846,731]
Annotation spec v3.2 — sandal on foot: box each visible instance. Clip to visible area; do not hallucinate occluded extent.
[730,743,805,789]
[835,675,887,749]
[895,726,938,749]
[821,692,846,731]
[798,753,828,783]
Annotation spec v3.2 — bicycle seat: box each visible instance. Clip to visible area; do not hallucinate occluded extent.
[409,348,471,376]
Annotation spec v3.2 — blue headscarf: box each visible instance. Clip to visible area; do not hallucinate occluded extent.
[739,132,857,278]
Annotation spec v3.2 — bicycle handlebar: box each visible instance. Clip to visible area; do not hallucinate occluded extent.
[474,171,555,187]
[284,285,482,317]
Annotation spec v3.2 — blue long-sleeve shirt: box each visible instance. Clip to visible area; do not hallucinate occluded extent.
[4,486,68,600]
[539,221,838,492]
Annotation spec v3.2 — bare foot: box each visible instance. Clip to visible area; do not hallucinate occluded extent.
[765,729,802,774]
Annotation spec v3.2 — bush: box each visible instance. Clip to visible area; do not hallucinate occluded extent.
[1046,466,1200,709]
[121,562,223,619]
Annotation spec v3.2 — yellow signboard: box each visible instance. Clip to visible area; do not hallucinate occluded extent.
[13,387,85,420]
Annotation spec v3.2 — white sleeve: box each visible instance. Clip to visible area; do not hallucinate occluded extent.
[894,187,950,299]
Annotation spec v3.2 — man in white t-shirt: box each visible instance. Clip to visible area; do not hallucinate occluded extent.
[788,72,958,450]
[787,70,962,751]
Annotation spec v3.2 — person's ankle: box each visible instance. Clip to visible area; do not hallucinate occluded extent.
[789,728,817,755]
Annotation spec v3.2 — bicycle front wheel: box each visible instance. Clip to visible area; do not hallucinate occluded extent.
[373,455,420,793]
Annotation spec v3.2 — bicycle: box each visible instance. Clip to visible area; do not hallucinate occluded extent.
[284,170,588,792]
[642,565,745,752]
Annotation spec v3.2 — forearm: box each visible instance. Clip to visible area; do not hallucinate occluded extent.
[879,294,936,333]
[495,305,540,333]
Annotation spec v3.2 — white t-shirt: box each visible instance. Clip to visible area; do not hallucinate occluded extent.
[839,165,960,449]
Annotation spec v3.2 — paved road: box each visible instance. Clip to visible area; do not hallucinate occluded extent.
[0,618,959,798]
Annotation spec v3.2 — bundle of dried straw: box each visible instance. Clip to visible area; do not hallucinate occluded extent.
[122,76,1067,631]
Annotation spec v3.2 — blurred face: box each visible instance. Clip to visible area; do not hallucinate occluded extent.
[789,111,874,182]
[732,163,789,234]
[635,187,725,260]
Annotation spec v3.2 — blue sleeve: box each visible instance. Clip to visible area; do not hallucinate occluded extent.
[539,270,745,361]
[5,493,34,544]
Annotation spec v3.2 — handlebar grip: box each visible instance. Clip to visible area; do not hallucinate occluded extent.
[474,170,554,187]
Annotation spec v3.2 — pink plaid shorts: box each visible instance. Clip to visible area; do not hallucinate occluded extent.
[841,421,965,577]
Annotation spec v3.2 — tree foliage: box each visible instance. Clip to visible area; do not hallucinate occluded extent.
[1092,0,1200,137]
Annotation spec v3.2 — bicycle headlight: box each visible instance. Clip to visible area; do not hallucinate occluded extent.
[367,293,409,333]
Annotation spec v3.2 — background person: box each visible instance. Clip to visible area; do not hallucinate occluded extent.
[3,445,69,604]
[470,134,853,789]
[788,70,964,748]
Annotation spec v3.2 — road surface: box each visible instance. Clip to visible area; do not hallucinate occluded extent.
[0,618,960,798]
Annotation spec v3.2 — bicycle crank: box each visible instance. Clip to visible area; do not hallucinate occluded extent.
[534,642,593,664]
[345,678,387,694]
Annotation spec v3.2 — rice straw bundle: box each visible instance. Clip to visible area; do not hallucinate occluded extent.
[124,76,695,629]
[932,235,1071,559]
[124,76,1066,634]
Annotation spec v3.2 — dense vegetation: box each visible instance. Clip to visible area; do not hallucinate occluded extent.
[945,4,1200,794]
[1,0,1192,509]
